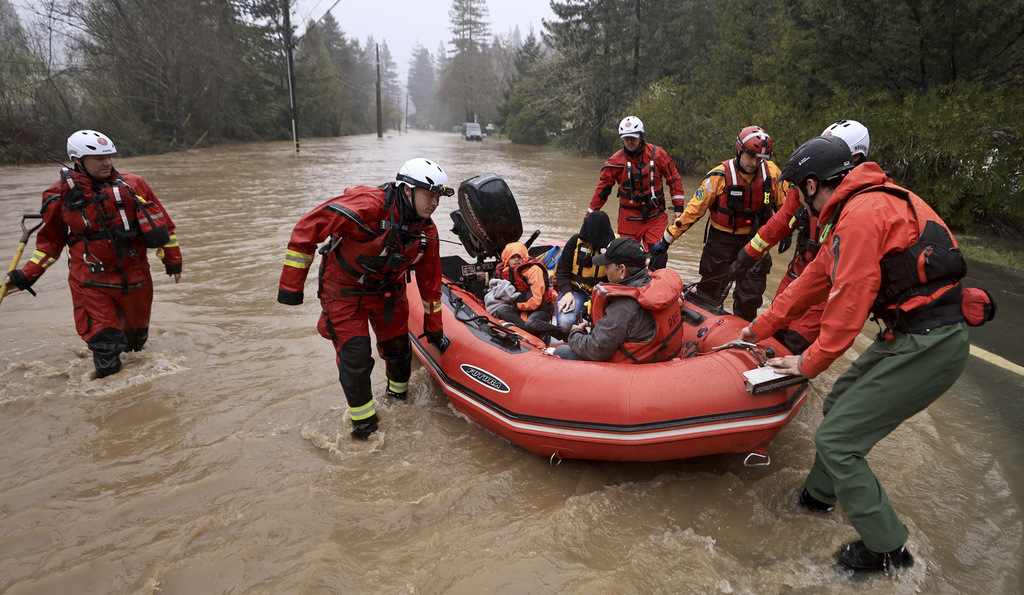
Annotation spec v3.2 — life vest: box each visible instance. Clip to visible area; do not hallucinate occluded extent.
[319,183,430,297]
[566,239,607,294]
[824,183,970,333]
[710,158,773,233]
[495,258,556,307]
[613,144,667,223]
[58,167,169,275]
[590,269,684,364]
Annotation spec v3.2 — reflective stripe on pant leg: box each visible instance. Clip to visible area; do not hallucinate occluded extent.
[349,398,377,421]
[814,323,969,553]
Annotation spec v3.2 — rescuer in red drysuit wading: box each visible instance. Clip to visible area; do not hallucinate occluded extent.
[277,158,451,440]
[588,116,686,249]
[3,130,182,378]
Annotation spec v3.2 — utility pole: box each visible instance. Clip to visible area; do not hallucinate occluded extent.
[375,44,383,138]
[283,0,299,153]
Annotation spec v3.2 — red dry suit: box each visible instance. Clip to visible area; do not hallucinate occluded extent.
[741,186,825,352]
[589,142,686,248]
[12,167,180,376]
[588,268,684,363]
[277,183,443,421]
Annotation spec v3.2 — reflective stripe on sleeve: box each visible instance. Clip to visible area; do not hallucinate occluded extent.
[163,233,179,248]
[422,299,442,314]
[284,249,314,269]
[750,234,770,254]
[28,250,57,269]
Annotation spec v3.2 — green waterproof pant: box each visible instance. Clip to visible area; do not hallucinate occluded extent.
[804,322,969,553]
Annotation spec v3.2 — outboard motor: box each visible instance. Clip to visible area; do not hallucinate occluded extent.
[446,173,525,297]
[451,173,523,259]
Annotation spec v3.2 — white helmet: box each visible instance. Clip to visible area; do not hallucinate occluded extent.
[396,158,454,196]
[821,120,869,159]
[618,116,644,138]
[67,130,117,161]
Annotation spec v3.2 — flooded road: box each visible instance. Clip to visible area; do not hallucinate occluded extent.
[1,130,1021,593]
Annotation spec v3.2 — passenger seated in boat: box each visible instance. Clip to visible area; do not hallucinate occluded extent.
[553,210,616,335]
[554,237,684,362]
[490,241,562,341]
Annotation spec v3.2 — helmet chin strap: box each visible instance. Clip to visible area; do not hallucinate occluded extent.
[397,184,422,222]
[800,182,822,218]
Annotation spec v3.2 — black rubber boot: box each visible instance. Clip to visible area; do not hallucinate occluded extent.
[385,387,407,401]
[88,328,127,379]
[125,327,149,352]
[799,488,835,513]
[835,540,914,572]
[350,413,379,441]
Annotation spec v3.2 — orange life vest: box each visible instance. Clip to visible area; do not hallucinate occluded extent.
[590,269,684,363]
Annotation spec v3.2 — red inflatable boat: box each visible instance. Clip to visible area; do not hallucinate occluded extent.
[404,173,809,464]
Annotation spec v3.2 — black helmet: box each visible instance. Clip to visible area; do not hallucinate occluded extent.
[779,135,854,186]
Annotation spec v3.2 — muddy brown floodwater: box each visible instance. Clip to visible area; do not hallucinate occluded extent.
[1,130,1022,594]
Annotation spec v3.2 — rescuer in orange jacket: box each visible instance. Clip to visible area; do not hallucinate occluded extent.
[648,126,787,321]
[588,116,687,249]
[491,241,561,341]
[3,130,182,378]
[277,158,451,441]
[735,135,978,572]
[725,120,871,353]
[554,238,683,363]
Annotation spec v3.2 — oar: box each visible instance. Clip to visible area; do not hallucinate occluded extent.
[0,213,44,306]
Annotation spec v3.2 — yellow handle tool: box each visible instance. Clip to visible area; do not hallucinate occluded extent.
[0,213,44,307]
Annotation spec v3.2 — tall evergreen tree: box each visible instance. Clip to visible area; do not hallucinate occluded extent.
[407,44,436,129]
[448,0,491,54]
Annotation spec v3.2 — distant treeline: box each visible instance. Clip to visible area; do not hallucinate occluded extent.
[2,0,1023,233]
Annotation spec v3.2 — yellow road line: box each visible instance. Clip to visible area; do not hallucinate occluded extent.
[971,344,1024,376]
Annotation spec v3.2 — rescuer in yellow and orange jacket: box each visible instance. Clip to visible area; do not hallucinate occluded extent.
[3,130,182,378]
[277,158,450,441]
[648,126,786,321]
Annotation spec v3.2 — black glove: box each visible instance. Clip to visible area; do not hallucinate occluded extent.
[674,205,685,217]
[727,250,757,282]
[425,330,450,354]
[778,233,793,254]
[5,269,37,296]
[648,239,669,271]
